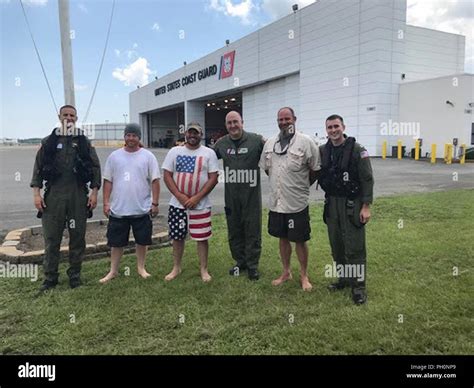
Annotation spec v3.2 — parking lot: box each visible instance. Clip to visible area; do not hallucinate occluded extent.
[1,146,473,235]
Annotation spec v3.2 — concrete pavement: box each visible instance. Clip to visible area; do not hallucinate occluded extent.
[1,146,473,237]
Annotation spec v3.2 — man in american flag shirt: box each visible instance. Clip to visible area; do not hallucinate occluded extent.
[162,123,219,282]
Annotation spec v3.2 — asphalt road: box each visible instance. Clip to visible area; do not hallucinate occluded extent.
[1,146,473,236]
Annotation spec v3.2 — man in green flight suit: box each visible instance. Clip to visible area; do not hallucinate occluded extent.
[213,111,265,280]
[30,105,101,293]
[318,114,374,305]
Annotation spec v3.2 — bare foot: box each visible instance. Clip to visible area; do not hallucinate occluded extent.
[138,270,151,279]
[301,276,313,291]
[164,268,181,281]
[201,271,212,283]
[271,272,292,286]
[99,272,118,284]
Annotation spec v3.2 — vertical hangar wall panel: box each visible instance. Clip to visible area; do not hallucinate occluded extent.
[365,0,407,155]
[299,0,408,155]
[185,101,205,132]
[243,73,300,139]
[399,74,474,155]
[299,0,366,149]
[403,26,466,82]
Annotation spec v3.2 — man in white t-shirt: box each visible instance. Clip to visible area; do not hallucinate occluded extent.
[100,123,161,284]
[162,122,219,282]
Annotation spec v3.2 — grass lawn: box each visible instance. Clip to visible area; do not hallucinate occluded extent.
[0,189,472,355]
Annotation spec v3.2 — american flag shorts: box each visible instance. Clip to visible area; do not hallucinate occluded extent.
[168,206,212,241]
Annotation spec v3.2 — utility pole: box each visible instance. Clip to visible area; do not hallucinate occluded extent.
[58,0,75,106]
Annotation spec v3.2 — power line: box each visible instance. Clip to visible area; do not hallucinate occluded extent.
[83,0,116,122]
[19,0,59,115]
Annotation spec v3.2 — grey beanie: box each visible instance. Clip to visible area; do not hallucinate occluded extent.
[124,123,142,139]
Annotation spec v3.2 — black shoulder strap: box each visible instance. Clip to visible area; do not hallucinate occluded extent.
[43,128,59,164]
[321,141,332,169]
[341,137,355,172]
[77,134,92,162]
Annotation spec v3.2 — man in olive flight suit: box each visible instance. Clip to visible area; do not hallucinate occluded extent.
[30,105,101,293]
[213,111,265,280]
[317,114,374,305]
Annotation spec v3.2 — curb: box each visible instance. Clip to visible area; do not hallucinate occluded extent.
[0,219,170,264]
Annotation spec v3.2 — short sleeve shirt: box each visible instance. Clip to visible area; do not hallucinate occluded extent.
[259,131,321,213]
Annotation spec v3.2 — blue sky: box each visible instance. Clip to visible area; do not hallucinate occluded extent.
[1,0,472,139]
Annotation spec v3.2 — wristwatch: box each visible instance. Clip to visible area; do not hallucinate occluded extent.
[152,203,158,206]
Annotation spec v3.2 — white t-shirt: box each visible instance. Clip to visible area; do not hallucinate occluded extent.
[162,145,219,210]
[103,148,161,216]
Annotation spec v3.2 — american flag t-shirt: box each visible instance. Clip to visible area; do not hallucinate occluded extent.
[175,154,204,196]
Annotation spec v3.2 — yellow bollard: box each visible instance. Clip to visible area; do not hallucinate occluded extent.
[460,144,466,164]
[382,141,387,159]
[397,140,402,160]
[444,143,449,162]
[431,144,436,164]
[446,144,453,164]
[415,139,420,160]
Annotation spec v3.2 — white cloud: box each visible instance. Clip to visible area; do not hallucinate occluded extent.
[112,57,152,87]
[21,0,48,5]
[152,22,160,31]
[78,3,88,13]
[2,0,49,5]
[407,0,473,73]
[126,49,138,60]
[74,83,88,91]
[209,0,256,25]
[261,0,315,19]
[114,47,138,60]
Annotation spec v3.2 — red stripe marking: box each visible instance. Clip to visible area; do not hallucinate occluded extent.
[194,156,203,194]
[189,212,211,220]
[190,231,212,238]
[187,171,193,195]
[188,222,211,229]
[180,173,186,193]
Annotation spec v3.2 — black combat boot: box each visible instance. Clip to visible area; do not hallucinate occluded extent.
[247,269,260,281]
[352,287,367,305]
[35,280,57,297]
[327,278,349,291]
